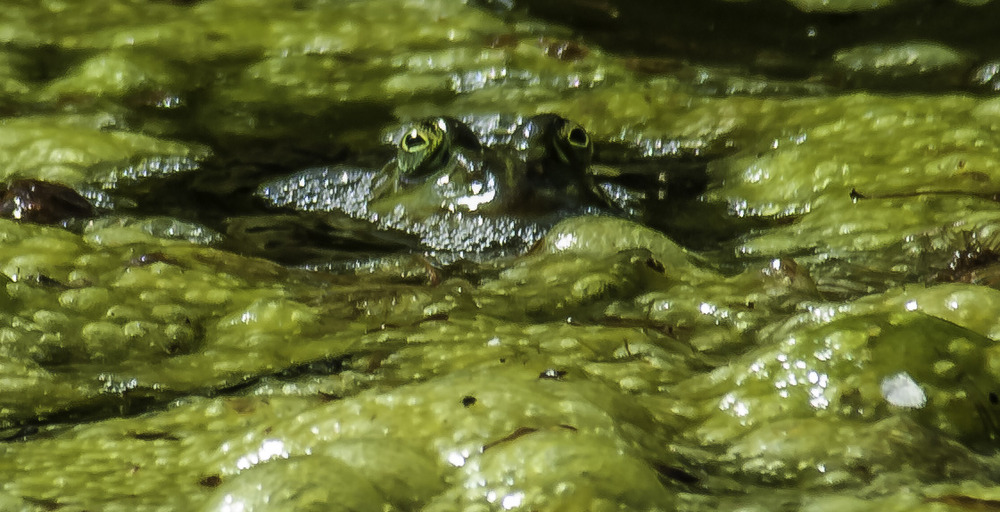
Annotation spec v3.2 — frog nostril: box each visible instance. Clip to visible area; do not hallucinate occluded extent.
[645,257,666,274]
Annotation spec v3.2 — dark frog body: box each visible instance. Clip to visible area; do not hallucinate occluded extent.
[506,113,613,215]
[258,114,620,258]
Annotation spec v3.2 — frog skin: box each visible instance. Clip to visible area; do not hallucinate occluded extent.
[257,114,619,257]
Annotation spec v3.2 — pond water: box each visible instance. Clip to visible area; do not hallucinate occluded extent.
[2,0,1000,510]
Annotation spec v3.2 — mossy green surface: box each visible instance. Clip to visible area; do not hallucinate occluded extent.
[0,115,206,186]
[2,0,1000,511]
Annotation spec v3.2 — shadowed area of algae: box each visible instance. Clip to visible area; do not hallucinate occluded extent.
[4,0,1000,511]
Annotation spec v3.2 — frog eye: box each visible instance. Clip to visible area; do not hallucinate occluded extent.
[398,120,445,156]
[401,128,431,153]
[395,119,450,179]
[565,125,589,148]
[557,120,591,152]
[552,119,593,166]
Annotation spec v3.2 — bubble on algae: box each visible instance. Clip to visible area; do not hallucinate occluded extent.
[880,371,927,409]
[82,216,222,246]
[257,165,550,256]
[258,166,380,219]
[388,210,548,258]
[972,60,1000,91]
[92,154,207,188]
[833,41,968,75]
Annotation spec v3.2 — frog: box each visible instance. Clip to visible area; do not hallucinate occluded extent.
[257,114,623,259]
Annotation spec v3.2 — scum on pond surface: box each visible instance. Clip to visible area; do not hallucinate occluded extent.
[4,0,1000,510]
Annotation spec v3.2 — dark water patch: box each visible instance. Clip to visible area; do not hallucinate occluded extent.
[97,137,355,227]
[595,151,778,255]
[0,391,175,443]
[501,0,1000,94]
[221,212,413,266]
[0,352,363,444]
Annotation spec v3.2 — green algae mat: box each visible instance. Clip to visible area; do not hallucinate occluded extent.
[4,0,1000,510]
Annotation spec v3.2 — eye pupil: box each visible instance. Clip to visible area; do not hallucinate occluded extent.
[567,127,588,147]
[402,132,427,151]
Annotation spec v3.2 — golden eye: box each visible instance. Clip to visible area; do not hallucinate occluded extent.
[395,120,449,179]
[400,129,429,153]
[399,121,444,153]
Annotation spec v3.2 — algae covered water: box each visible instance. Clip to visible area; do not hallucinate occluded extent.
[2,0,1000,510]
